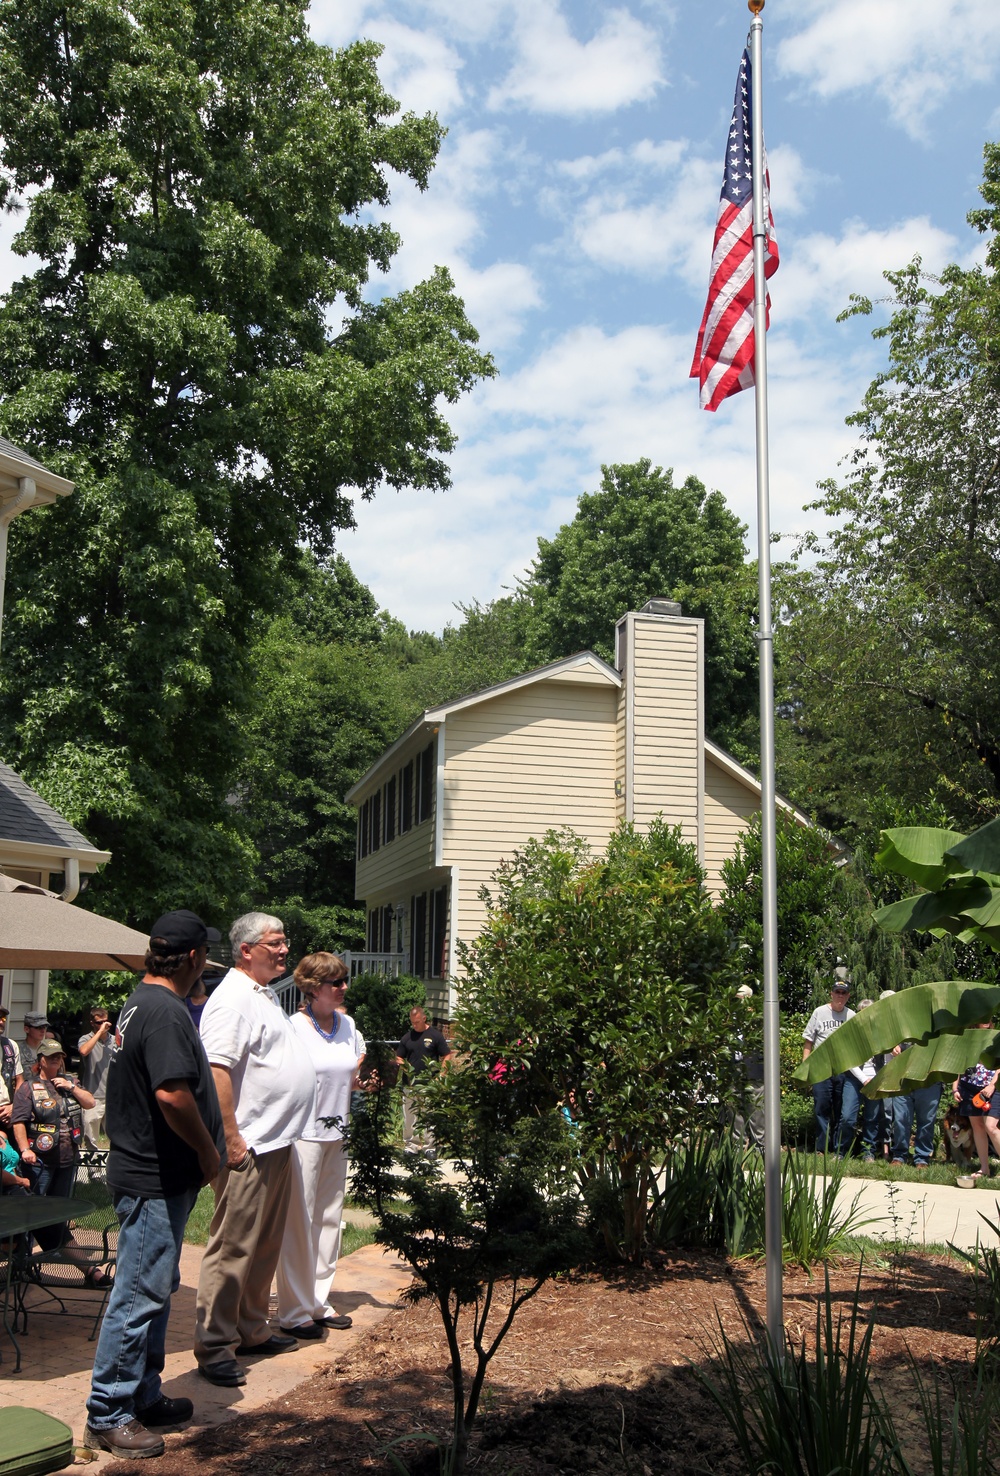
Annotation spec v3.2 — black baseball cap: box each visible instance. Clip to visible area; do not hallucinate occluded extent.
[149,909,221,951]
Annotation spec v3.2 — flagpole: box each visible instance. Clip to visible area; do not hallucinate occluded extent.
[748,0,783,1348]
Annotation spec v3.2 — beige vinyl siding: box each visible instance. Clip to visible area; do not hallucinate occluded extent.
[442,679,618,958]
[356,817,435,903]
[3,967,46,1040]
[629,615,702,852]
[704,754,760,897]
[615,682,626,820]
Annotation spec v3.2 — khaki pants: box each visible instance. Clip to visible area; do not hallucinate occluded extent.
[194,1145,292,1367]
[82,1102,106,1152]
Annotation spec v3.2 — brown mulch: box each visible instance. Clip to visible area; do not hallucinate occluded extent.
[130,1252,981,1475]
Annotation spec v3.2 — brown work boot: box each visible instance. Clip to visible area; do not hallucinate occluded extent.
[83,1419,165,1459]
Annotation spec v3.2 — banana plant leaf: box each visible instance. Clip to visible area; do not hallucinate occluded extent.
[862,1027,1000,1098]
[791,983,1000,1088]
[873,879,994,936]
[875,827,968,890]
[944,816,1000,883]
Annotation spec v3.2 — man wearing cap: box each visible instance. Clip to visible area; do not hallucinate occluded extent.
[194,912,315,1387]
[801,973,855,1154]
[77,1007,114,1150]
[0,1006,23,1129]
[83,910,225,1460]
[19,1010,48,1073]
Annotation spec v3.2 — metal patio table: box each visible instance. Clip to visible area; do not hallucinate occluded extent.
[0,1194,93,1372]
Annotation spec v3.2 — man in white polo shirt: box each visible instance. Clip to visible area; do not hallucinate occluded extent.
[194,913,315,1387]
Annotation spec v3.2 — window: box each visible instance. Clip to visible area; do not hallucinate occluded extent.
[417,741,435,824]
[380,905,394,953]
[400,760,413,833]
[370,789,381,852]
[367,908,377,951]
[384,775,396,845]
[430,885,448,979]
[410,892,427,977]
[359,799,370,858]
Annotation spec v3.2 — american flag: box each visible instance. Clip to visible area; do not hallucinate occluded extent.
[690,48,778,413]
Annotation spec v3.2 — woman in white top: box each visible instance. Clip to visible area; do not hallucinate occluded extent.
[276,953,363,1337]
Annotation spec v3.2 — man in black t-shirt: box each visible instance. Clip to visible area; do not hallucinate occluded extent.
[84,910,225,1461]
[396,1007,452,1150]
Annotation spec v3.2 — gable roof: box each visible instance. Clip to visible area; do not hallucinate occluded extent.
[704,740,850,859]
[0,440,75,505]
[346,652,621,803]
[0,762,110,868]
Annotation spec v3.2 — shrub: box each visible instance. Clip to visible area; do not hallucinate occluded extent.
[348,970,425,1045]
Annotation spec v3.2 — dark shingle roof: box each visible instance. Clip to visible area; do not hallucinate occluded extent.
[0,762,102,853]
[0,438,50,474]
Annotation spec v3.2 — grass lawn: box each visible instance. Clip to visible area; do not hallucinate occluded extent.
[184,1184,377,1255]
[790,1149,1000,1189]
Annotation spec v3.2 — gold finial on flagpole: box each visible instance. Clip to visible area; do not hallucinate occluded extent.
[748,0,764,12]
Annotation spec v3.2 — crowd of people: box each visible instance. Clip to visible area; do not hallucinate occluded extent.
[0,907,443,1461]
[802,971,1000,1175]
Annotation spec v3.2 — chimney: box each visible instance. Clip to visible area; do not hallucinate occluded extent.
[614,602,704,858]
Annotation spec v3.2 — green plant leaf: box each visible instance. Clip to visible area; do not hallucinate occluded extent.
[944,816,1000,881]
[863,1028,1000,1096]
[792,982,1000,1086]
[873,879,994,935]
[875,827,969,889]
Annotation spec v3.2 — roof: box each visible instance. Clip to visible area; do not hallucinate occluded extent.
[704,740,851,858]
[345,652,621,803]
[0,440,74,505]
[0,762,110,866]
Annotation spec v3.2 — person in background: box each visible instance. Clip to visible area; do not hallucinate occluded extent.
[185,976,209,1031]
[0,1006,22,1129]
[732,984,764,1152]
[801,972,855,1154]
[952,1025,997,1179]
[0,1127,30,1191]
[837,999,882,1160]
[77,1007,114,1151]
[11,1039,105,1277]
[276,953,362,1338]
[84,909,225,1460]
[396,1005,452,1153]
[194,912,315,1388]
[19,1011,48,1073]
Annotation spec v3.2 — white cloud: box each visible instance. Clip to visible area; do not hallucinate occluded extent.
[778,0,1000,138]
[308,6,464,115]
[775,216,963,322]
[489,2,663,116]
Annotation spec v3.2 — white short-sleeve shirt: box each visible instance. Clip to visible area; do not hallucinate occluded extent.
[199,969,316,1153]
[291,1010,363,1143]
[802,1003,855,1049]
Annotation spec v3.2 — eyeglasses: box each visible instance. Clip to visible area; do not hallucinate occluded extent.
[254,937,288,951]
[319,977,349,988]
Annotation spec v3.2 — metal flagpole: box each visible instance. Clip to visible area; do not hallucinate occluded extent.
[747,0,783,1348]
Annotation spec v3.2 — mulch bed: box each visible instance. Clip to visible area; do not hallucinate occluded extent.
[124,1251,982,1475]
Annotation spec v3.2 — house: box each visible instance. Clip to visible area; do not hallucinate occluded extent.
[347,601,813,1017]
[0,762,112,1037]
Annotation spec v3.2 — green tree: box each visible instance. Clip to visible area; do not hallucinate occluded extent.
[521,460,761,757]
[779,143,1000,834]
[0,0,493,925]
[453,819,739,1263]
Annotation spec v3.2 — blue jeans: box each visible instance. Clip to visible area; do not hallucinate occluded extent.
[836,1075,882,1157]
[891,1084,943,1165]
[812,1074,845,1154]
[27,1156,76,1250]
[86,1187,198,1429]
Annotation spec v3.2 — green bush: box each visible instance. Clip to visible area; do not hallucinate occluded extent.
[781,1011,816,1147]
[348,970,425,1044]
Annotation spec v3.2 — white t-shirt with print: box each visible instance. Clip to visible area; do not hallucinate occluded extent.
[802,1003,855,1049]
[199,969,316,1154]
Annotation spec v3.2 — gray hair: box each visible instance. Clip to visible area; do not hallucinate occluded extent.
[229,911,284,963]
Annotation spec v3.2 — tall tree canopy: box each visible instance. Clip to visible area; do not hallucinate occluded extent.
[778,143,1000,836]
[0,0,493,924]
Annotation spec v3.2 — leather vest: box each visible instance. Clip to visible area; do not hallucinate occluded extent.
[26,1079,82,1156]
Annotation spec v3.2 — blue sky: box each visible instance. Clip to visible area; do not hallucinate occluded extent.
[4,0,999,631]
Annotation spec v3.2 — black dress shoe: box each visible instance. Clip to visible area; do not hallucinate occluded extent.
[136,1394,194,1426]
[236,1333,298,1356]
[314,1312,353,1329]
[197,1359,247,1387]
[280,1321,324,1339]
[83,1420,165,1458]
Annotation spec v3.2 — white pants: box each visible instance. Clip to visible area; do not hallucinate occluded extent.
[276,1138,348,1327]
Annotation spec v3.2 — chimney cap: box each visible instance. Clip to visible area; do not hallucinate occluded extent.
[641,599,682,617]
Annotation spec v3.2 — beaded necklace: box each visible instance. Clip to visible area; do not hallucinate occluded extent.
[307,1004,340,1042]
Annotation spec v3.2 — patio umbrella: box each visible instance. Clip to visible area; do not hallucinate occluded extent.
[0,876,148,970]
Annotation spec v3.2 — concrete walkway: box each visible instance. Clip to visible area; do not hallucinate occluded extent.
[834,1175,1000,1253]
[0,1230,411,1466]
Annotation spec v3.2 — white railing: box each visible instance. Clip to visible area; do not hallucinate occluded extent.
[343,951,405,978]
